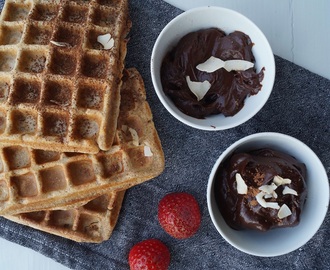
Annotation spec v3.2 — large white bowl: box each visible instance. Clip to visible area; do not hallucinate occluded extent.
[151,6,275,130]
[207,132,329,257]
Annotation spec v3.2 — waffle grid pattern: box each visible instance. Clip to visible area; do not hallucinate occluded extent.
[0,0,130,153]
[6,190,126,243]
[0,137,150,203]
[0,68,165,215]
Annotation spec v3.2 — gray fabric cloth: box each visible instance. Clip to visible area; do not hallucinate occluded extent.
[0,0,329,269]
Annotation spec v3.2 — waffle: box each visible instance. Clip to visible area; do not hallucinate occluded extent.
[0,68,165,215]
[0,0,131,153]
[5,190,125,243]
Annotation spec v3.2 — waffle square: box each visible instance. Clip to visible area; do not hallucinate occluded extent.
[0,0,131,153]
[0,68,165,215]
[6,190,125,243]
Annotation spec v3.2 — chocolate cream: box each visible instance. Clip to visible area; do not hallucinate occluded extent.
[214,148,307,231]
[161,28,265,119]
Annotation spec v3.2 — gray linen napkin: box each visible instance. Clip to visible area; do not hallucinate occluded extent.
[0,0,329,269]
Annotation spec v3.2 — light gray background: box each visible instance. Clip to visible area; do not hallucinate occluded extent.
[164,0,330,80]
[0,0,329,269]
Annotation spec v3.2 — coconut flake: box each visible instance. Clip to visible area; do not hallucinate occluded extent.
[258,183,277,194]
[255,192,267,208]
[196,56,225,73]
[186,76,211,101]
[50,40,70,47]
[196,56,254,73]
[258,183,278,199]
[265,191,278,199]
[97,33,115,50]
[282,186,298,196]
[278,204,292,219]
[235,173,248,194]
[265,202,280,209]
[122,125,140,146]
[121,125,128,132]
[256,191,280,209]
[223,59,254,72]
[273,175,292,186]
[144,145,153,157]
[128,127,139,146]
[264,193,273,199]
[49,100,69,107]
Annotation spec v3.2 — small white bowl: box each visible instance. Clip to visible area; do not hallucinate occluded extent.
[207,132,329,257]
[151,6,275,130]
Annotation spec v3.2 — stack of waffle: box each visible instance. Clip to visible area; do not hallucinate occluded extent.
[0,0,165,243]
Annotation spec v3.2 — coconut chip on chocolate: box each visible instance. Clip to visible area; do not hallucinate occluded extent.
[283,186,298,196]
[235,173,248,194]
[196,56,254,73]
[185,76,211,101]
[278,204,292,219]
[236,174,298,219]
[273,175,291,186]
[186,56,255,101]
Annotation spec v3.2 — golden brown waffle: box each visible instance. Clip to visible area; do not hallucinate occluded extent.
[0,0,131,153]
[5,190,125,243]
[0,68,165,215]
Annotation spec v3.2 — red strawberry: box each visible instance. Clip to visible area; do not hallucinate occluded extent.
[158,192,201,239]
[128,239,170,270]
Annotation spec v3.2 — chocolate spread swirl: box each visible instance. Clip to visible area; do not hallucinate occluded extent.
[214,148,307,231]
[161,28,265,119]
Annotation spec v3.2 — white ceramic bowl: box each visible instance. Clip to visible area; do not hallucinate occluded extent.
[207,132,329,257]
[151,6,275,130]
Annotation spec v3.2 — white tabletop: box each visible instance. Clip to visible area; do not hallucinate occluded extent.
[0,238,68,270]
[1,1,329,269]
[164,0,330,80]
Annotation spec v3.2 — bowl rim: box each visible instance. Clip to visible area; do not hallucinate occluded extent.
[151,6,276,131]
[206,132,330,256]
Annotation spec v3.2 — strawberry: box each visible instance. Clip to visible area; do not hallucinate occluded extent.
[128,239,170,270]
[158,192,201,239]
